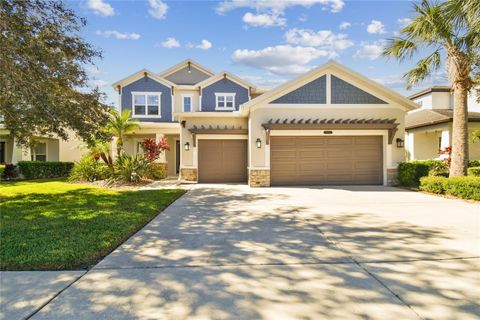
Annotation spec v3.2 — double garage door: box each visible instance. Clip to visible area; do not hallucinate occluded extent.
[270,136,383,186]
[197,136,383,185]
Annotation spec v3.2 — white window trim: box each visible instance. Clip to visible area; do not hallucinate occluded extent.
[131,92,162,118]
[214,92,236,111]
[33,142,47,161]
[182,94,193,112]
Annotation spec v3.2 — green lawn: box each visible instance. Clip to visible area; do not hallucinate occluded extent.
[0,179,186,270]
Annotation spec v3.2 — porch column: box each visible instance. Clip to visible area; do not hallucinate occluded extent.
[155,133,166,163]
[440,130,450,150]
[11,137,30,163]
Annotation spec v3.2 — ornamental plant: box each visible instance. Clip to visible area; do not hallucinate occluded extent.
[142,137,170,161]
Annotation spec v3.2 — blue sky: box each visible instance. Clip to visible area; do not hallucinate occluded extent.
[71,0,449,106]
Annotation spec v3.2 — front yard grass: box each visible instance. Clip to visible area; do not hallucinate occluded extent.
[0,179,186,270]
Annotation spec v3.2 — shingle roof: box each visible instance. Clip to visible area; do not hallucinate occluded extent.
[405,109,480,129]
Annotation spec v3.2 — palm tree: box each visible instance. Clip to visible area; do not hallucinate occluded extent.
[106,109,140,155]
[383,0,479,176]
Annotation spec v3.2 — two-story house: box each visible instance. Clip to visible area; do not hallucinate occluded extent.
[114,59,417,186]
[405,86,480,160]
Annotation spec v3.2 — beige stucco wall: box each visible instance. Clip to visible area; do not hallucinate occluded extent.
[248,105,407,173]
[173,89,200,115]
[179,116,248,168]
[406,122,480,160]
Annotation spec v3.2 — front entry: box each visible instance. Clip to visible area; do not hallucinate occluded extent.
[198,139,248,183]
[270,136,383,186]
[175,140,180,174]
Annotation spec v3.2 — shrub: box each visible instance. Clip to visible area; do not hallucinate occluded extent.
[428,161,449,177]
[444,177,480,201]
[419,176,446,194]
[145,162,167,180]
[419,176,480,201]
[1,164,18,180]
[68,156,111,182]
[17,161,74,179]
[397,160,444,187]
[0,164,4,177]
[468,166,480,177]
[110,154,149,184]
[469,160,480,167]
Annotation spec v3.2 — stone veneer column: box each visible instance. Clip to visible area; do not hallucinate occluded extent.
[180,168,198,182]
[386,168,398,186]
[249,169,270,187]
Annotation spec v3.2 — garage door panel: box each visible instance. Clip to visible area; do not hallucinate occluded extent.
[198,140,247,183]
[271,136,383,185]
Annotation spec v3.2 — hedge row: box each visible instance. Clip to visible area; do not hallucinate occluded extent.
[420,176,480,201]
[398,160,480,187]
[468,167,480,177]
[17,161,74,179]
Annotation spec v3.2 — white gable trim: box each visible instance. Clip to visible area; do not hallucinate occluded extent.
[158,59,215,79]
[241,61,418,112]
[197,71,254,90]
[112,69,175,89]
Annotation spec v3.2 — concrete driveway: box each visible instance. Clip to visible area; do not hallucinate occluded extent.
[20,185,480,319]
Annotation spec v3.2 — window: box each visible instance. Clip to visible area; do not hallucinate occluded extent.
[132,92,161,117]
[183,95,192,112]
[215,93,236,110]
[34,143,47,161]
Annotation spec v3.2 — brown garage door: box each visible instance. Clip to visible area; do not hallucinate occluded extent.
[271,136,383,186]
[198,139,248,183]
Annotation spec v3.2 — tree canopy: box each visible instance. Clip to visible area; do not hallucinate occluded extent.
[0,0,110,146]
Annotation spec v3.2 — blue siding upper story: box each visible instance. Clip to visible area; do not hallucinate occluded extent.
[121,76,173,122]
[271,75,326,104]
[201,78,249,111]
[331,75,386,104]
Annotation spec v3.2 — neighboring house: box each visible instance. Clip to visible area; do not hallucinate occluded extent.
[0,121,84,164]
[114,59,417,186]
[405,86,480,161]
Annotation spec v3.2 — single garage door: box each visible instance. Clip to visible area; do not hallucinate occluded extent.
[271,136,383,186]
[198,139,248,183]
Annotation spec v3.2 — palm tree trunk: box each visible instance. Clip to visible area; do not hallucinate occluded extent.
[449,85,469,177]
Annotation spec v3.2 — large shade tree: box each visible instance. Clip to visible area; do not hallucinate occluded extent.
[383,0,480,176]
[0,0,110,147]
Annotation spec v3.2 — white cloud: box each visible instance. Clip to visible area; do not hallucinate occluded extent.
[85,66,100,75]
[216,0,345,14]
[353,41,385,60]
[240,75,288,88]
[285,28,353,51]
[243,12,286,27]
[397,17,412,27]
[367,20,386,34]
[86,0,114,16]
[298,14,308,22]
[148,0,168,19]
[339,21,351,30]
[91,79,108,87]
[232,45,330,75]
[196,40,212,50]
[96,30,141,40]
[160,37,180,48]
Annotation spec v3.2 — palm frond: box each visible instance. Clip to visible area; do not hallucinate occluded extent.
[383,38,418,60]
[404,50,442,89]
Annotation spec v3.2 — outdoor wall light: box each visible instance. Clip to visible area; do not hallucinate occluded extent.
[184,142,190,151]
[187,61,192,74]
[396,138,404,148]
[256,138,262,149]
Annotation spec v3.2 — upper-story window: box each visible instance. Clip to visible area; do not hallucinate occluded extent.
[132,92,161,118]
[182,95,192,112]
[215,93,236,110]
